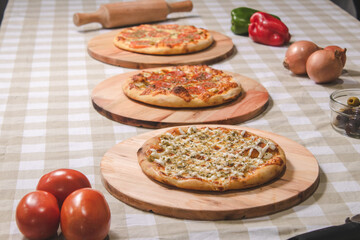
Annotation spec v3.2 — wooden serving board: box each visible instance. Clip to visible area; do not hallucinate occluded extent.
[87,30,235,69]
[91,69,269,128]
[100,125,320,220]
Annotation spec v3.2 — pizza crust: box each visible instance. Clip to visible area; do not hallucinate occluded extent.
[137,126,286,191]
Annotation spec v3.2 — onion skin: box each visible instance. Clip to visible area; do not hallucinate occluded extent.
[283,40,321,75]
[324,45,347,67]
[306,49,343,84]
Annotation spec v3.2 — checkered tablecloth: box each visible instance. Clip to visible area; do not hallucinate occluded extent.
[1,0,360,239]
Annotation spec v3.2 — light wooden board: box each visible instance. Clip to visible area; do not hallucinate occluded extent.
[87,30,235,69]
[91,69,269,129]
[100,125,320,220]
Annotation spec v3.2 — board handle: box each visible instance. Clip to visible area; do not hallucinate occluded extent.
[73,8,105,27]
[167,0,193,13]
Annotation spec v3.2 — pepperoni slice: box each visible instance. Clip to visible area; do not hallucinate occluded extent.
[174,70,187,77]
[200,82,217,89]
[158,38,183,47]
[180,25,198,33]
[178,32,201,41]
[153,81,171,89]
[148,72,165,82]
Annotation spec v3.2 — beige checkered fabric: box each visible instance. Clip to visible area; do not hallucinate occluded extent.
[1,0,360,239]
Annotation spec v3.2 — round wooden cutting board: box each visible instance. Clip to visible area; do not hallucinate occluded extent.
[100,125,319,220]
[91,69,269,128]
[87,30,235,69]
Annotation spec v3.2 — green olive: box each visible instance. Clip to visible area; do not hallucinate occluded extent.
[347,97,360,107]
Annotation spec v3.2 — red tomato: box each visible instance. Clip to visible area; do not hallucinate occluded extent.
[16,190,60,240]
[60,188,111,240]
[36,168,91,207]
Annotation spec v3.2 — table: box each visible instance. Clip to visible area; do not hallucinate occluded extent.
[1,0,359,239]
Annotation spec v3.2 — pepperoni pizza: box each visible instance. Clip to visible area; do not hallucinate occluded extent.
[122,65,242,108]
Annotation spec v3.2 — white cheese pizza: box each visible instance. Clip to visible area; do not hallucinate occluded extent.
[137,126,286,191]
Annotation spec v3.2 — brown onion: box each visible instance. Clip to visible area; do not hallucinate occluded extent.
[283,40,321,75]
[324,45,347,67]
[306,49,343,84]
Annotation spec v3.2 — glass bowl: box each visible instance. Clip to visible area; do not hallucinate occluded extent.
[330,88,360,138]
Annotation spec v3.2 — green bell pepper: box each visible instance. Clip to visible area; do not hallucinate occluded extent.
[231,7,280,35]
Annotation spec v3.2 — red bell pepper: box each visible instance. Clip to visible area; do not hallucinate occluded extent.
[248,12,291,46]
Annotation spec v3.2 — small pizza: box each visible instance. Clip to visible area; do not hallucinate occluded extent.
[122,65,242,108]
[137,126,286,191]
[113,24,213,55]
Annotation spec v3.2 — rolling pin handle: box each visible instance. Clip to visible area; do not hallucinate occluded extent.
[167,0,193,13]
[73,10,104,27]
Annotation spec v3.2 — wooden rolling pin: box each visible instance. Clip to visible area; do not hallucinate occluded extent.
[73,0,193,28]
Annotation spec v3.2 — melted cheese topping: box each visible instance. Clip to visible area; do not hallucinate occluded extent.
[148,127,277,181]
[116,24,209,48]
[129,65,238,102]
